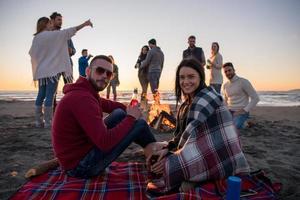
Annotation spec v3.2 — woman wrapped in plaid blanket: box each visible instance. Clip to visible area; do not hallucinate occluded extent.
[147,58,250,194]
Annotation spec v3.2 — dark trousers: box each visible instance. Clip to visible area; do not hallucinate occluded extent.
[67,108,156,178]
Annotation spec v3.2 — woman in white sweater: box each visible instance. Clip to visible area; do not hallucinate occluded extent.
[29,17,92,128]
[206,42,223,93]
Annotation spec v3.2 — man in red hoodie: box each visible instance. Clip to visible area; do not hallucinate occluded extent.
[52,55,159,178]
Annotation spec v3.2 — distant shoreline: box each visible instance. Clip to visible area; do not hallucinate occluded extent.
[2,89,300,107]
[0,99,299,108]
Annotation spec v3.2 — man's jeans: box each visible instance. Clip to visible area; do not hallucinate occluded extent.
[67,108,156,178]
[148,71,161,93]
[231,111,249,129]
[35,79,58,107]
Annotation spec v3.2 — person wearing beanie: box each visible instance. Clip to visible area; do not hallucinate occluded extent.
[140,38,164,97]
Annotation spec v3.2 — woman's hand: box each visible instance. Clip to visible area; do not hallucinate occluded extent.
[149,148,169,174]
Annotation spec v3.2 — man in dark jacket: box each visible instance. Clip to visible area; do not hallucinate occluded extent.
[52,55,160,178]
[183,35,206,67]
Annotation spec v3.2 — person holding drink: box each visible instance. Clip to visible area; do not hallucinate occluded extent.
[206,42,223,93]
[52,55,162,178]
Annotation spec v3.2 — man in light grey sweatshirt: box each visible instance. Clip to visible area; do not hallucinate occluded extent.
[222,62,259,129]
[140,38,164,96]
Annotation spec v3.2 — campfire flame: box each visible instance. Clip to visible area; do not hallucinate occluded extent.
[147,92,176,130]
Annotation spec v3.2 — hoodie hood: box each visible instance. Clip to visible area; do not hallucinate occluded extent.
[63,77,99,99]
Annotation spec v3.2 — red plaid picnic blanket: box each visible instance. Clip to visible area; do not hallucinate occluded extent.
[11,162,281,200]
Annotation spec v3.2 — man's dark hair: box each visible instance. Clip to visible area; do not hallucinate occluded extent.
[50,12,62,20]
[148,38,156,45]
[223,62,235,70]
[81,49,88,54]
[188,35,196,40]
[90,55,113,65]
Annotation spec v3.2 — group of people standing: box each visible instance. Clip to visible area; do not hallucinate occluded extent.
[134,35,259,129]
[182,35,223,93]
[29,12,259,196]
[134,35,223,98]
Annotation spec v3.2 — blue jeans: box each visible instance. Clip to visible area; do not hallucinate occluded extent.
[231,111,249,129]
[148,71,161,93]
[35,79,58,107]
[67,108,156,178]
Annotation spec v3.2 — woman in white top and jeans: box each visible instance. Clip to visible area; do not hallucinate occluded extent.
[29,17,92,128]
[206,42,223,93]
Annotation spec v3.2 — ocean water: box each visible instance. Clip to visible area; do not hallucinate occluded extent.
[0,90,299,107]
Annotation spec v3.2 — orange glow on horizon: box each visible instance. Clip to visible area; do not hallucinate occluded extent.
[0,79,299,92]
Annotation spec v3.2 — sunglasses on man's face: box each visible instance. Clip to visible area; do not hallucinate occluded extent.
[93,66,113,78]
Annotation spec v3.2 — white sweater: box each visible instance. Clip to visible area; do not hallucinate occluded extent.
[208,52,223,84]
[222,75,259,112]
[29,27,77,81]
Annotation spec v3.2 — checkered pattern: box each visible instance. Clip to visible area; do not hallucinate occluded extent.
[165,87,250,192]
[178,87,223,147]
[11,162,147,200]
[11,163,280,200]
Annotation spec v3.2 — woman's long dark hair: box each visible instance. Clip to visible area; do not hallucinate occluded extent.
[139,45,149,61]
[175,57,207,108]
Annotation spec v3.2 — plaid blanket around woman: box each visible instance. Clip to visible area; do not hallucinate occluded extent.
[164,87,250,192]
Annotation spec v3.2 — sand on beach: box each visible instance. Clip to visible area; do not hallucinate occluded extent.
[0,100,299,200]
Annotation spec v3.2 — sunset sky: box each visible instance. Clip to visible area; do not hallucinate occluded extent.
[0,0,299,92]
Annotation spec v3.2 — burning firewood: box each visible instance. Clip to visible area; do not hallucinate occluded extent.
[150,111,175,127]
[147,91,176,131]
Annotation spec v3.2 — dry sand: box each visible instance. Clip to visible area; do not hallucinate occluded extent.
[0,100,299,199]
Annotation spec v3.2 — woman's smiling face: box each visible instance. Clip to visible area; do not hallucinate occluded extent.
[179,66,200,97]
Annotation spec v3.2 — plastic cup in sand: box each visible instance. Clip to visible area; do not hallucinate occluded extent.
[226,176,241,200]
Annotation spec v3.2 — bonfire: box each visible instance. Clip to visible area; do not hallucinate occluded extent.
[146,92,176,132]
